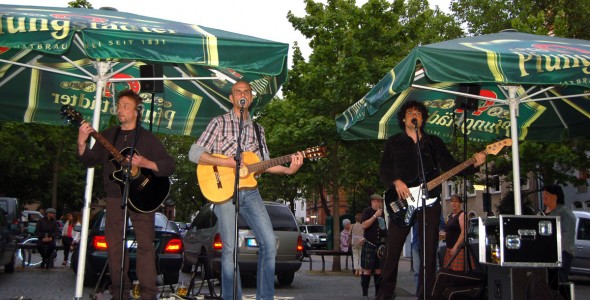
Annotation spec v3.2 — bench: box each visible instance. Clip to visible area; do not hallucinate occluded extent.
[307,249,352,272]
[17,241,65,268]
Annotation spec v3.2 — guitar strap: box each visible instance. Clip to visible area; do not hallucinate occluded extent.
[253,122,266,161]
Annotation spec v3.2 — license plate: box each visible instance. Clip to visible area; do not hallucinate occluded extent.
[246,238,258,247]
[320,238,326,242]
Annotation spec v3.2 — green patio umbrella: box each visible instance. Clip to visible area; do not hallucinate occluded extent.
[0,4,288,297]
[0,4,288,136]
[336,30,590,214]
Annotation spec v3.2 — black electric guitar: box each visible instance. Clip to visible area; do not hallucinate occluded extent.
[61,105,170,213]
[385,139,512,227]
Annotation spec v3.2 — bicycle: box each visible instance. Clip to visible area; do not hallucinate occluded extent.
[16,235,43,267]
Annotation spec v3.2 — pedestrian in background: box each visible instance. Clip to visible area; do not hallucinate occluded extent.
[442,195,472,271]
[61,212,74,266]
[543,185,576,288]
[360,194,386,297]
[35,208,58,269]
[350,212,364,276]
[340,218,352,253]
[70,212,82,248]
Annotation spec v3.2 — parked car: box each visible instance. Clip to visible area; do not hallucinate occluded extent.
[71,210,184,286]
[0,206,18,273]
[0,197,20,226]
[20,210,43,235]
[571,210,590,276]
[175,221,189,237]
[299,224,327,249]
[182,201,303,286]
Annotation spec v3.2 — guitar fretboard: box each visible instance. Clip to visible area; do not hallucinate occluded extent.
[89,131,126,164]
[426,157,476,191]
[247,154,295,174]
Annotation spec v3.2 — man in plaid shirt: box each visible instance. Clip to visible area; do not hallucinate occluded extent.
[188,80,304,300]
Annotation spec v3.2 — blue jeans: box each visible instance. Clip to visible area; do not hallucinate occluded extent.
[214,189,276,300]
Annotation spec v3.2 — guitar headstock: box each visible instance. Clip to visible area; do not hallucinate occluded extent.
[485,138,512,156]
[303,146,327,161]
[60,105,85,126]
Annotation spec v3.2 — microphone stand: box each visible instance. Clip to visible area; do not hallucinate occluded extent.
[413,120,429,300]
[118,110,142,300]
[232,101,246,299]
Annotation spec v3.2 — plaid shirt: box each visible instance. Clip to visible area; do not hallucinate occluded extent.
[193,110,269,160]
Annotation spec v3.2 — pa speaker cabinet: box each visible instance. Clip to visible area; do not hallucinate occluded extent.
[487,264,548,300]
[139,64,164,93]
[478,215,561,267]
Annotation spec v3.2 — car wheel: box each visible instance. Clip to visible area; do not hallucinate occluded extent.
[277,272,295,286]
[4,252,15,273]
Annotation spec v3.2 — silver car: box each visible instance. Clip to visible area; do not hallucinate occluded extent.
[182,201,303,285]
[572,210,590,276]
[299,224,327,249]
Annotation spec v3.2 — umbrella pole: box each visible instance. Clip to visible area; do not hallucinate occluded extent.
[74,72,108,299]
[508,86,523,215]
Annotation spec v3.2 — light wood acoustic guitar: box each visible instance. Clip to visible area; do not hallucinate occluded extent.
[197,146,327,203]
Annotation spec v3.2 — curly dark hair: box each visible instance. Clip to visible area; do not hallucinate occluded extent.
[396,100,429,131]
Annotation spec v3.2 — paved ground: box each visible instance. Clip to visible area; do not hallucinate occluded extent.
[1,253,589,299]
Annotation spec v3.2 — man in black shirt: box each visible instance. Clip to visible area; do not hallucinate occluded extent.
[360,194,387,296]
[35,208,58,269]
[376,100,485,300]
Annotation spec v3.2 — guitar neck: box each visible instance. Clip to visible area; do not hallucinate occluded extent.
[248,153,295,174]
[426,157,476,192]
[89,131,126,163]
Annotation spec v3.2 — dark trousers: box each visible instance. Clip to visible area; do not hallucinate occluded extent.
[62,236,73,261]
[377,202,441,300]
[105,197,158,300]
[37,240,56,266]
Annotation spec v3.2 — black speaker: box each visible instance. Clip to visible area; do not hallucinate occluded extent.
[455,84,480,110]
[139,64,164,93]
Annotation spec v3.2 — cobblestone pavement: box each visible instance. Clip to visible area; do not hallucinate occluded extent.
[1,254,589,299]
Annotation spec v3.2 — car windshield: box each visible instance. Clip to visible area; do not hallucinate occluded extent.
[307,225,325,233]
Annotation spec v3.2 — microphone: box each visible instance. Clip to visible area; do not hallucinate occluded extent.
[136,104,144,111]
[411,118,418,126]
[239,98,246,107]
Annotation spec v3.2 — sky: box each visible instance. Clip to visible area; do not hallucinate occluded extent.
[3,0,451,64]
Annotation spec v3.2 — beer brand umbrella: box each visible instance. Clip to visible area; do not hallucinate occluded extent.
[0,4,288,297]
[336,30,590,214]
[0,4,288,136]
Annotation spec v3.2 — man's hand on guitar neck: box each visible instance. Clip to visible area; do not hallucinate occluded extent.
[266,151,304,175]
[77,123,95,155]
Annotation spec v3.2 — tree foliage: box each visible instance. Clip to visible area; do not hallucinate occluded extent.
[450,0,590,39]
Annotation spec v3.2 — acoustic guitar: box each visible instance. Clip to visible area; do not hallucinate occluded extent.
[61,105,170,213]
[197,146,327,203]
[385,139,512,227]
